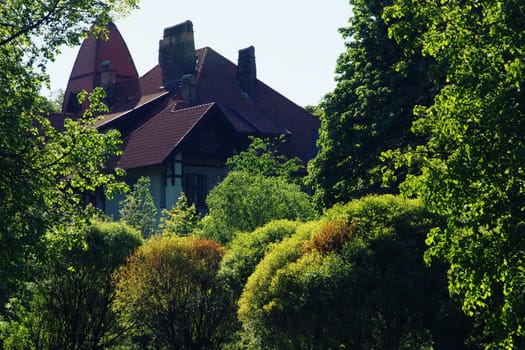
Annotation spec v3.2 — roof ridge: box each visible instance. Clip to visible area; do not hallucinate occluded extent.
[171,102,215,113]
[140,64,160,79]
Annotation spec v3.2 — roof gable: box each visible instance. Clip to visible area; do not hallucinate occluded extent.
[62,23,140,114]
[119,103,215,169]
[62,21,320,169]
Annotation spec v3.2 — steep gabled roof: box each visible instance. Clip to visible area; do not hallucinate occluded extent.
[119,103,215,169]
[134,46,319,163]
[62,22,140,114]
[62,21,319,170]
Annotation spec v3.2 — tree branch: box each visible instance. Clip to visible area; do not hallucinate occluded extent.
[0,0,61,47]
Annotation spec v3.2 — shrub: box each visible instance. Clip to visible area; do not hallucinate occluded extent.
[236,195,471,349]
[0,220,142,349]
[219,220,300,299]
[114,235,235,349]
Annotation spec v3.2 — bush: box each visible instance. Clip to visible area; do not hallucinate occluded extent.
[114,235,235,349]
[236,195,471,349]
[219,220,300,298]
[0,220,142,349]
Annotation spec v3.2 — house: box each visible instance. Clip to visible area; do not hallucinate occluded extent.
[60,20,319,218]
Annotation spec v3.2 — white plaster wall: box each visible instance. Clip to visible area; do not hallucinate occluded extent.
[104,164,229,222]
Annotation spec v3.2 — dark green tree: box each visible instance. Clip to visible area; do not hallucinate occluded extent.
[307,0,439,208]
[385,1,525,347]
[227,135,303,181]
[0,0,137,310]
[201,173,315,244]
[119,177,158,237]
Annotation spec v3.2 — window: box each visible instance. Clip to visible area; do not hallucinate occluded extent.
[165,154,183,186]
[183,173,207,210]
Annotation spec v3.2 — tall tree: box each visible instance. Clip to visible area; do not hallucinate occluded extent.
[386,0,525,347]
[307,0,439,208]
[0,0,137,309]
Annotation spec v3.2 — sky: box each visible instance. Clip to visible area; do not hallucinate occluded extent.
[45,1,350,107]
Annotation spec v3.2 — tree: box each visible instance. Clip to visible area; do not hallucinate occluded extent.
[237,195,471,349]
[226,136,303,181]
[0,88,127,310]
[0,220,142,349]
[201,172,315,244]
[216,220,301,349]
[200,137,315,244]
[159,192,199,236]
[0,0,137,310]
[119,176,158,237]
[113,235,235,350]
[385,1,525,347]
[306,0,439,208]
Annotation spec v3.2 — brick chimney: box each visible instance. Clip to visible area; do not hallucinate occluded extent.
[237,46,257,98]
[159,20,196,87]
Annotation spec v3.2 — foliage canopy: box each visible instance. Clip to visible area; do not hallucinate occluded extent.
[0,0,137,309]
[237,195,470,349]
[0,220,142,349]
[114,235,235,349]
[307,0,439,208]
[385,1,525,347]
[201,137,315,244]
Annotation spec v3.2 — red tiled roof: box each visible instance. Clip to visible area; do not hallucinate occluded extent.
[119,103,215,169]
[131,46,318,164]
[139,65,163,96]
[188,47,319,163]
[62,22,319,170]
[62,22,140,114]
